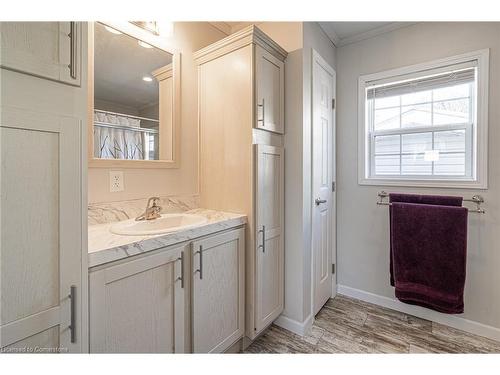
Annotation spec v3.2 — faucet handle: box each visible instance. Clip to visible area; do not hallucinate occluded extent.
[151,197,162,216]
[146,196,160,207]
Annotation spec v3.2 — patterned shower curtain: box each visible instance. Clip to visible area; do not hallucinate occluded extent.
[94,126,145,160]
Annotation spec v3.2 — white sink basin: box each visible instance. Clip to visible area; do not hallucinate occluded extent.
[110,213,208,236]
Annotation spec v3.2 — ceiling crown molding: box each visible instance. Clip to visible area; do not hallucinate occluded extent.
[319,22,418,47]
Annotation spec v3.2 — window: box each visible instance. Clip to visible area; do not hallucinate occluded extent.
[358,50,489,188]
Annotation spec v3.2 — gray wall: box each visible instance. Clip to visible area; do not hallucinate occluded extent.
[336,23,500,330]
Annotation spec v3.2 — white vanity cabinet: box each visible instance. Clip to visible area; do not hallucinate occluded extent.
[191,228,245,353]
[195,26,286,341]
[88,227,245,353]
[89,245,187,353]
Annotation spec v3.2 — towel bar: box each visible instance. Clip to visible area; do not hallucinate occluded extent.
[376,191,485,213]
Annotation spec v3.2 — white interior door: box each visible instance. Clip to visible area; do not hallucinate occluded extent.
[255,144,284,333]
[312,50,336,315]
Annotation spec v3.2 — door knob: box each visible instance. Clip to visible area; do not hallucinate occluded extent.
[315,198,327,206]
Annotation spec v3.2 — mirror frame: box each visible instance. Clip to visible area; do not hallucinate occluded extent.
[88,21,181,168]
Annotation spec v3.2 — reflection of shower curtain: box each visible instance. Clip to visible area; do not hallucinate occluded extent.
[94,126,145,160]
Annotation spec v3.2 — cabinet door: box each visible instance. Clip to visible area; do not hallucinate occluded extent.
[255,144,284,333]
[0,107,82,352]
[255,44,284,134]
[0,22,81,86]
[192,228,245,353]
[89,246,186,353]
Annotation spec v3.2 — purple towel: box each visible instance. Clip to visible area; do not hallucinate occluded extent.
[391,202,468,314]
[389,193,463,285]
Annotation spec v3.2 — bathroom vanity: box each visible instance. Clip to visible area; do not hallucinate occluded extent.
[0,21,287,354]
[88,209,246,353]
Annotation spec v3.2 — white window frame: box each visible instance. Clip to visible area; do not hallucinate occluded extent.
[358,49,489,189]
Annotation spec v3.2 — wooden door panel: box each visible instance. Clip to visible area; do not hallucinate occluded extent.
[258,236,282,320]
[0,22,81,86]
[104,264,174,353]
[192,229,244,353]
[89,246,185,353]
[255,145,284,333]
[0,127,60,325]
[0,107,81,352]
[255,45,284,133]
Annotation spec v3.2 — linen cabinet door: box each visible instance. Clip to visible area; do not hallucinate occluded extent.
[254,144,284,334]
[0,22,81,86]
[192,228,245,353]
[0,108,82,353]
[89,246,186,353]
[255,44,284,134]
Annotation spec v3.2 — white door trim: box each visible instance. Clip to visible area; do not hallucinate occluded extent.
[310,48,337,316]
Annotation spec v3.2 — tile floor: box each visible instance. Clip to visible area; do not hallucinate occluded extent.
[244,295,500,353]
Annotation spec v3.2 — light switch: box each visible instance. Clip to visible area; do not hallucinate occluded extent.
[109,171,124,192]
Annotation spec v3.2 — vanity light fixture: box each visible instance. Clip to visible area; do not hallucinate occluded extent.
[138,40,153,49]
[104,26,122,35]
[130,21,160,36]
[142,76,153,82]
[130,21,173,37]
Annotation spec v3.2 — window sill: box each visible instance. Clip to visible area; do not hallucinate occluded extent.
[358,176,487,190]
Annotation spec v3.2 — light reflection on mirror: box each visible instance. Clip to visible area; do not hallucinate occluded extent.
[93,22,173,161]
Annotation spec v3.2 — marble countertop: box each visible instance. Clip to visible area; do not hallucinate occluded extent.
[88,208,247,268]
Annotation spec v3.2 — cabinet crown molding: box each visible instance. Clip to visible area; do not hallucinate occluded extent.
[194,25,288,65]
[152,62,173,81]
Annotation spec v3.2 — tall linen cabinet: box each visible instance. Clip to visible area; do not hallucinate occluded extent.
[195,26,286,340]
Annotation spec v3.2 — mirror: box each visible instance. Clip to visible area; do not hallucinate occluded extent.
[92,22,177,163]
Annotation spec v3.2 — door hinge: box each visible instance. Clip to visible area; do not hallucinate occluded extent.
[332,98,335,110]
[332,264,335,274]
[332,181,335,192]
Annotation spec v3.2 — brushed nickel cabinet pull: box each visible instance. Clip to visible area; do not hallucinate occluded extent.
[257,99,265,125]
[176,251,185,288]
[68,285,76,343]
[194,245,203,280]
[258,225,266,253]
[68,22,77,79]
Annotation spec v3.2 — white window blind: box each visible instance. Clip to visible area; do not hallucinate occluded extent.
[364,61,477,180]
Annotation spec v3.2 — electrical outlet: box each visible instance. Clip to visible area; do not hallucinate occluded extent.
[109,171,124,192]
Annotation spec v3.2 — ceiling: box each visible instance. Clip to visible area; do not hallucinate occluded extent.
[318,22,415,47]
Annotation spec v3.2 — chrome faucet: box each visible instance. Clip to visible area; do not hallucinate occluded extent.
[135,197,162,221]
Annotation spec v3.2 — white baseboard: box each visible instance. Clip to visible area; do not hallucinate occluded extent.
[337,284,500,342]
[274,313,314,337]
